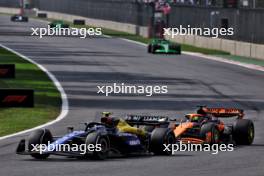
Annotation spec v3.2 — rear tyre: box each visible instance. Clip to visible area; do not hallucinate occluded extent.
[28,129,53,159]
[148,44,152,53]
[85,132,109,160]
[150,128,175,155]
[24,17,28,22]
[151,44,160,54]
[233,119,254,145]
[143,125,155,133]
[200,123,220,144]
[49,24,55,28]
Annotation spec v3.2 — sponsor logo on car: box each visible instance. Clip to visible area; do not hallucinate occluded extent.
[128,139,141,146]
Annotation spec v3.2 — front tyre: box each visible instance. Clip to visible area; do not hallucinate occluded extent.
[85,132,109,160]
[28,129,53,159]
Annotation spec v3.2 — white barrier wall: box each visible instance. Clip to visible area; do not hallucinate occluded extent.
[0,7,19,14]
[0,7,263,60]
[167,35,264,60]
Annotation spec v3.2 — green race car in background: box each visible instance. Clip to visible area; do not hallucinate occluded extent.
[148,39,181,54]
[49,20,70,28]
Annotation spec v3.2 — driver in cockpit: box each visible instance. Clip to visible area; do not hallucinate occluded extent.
[100,112,146,137]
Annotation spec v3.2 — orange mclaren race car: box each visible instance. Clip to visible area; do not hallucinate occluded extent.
[169,106,254,145]
[126,106,254,145]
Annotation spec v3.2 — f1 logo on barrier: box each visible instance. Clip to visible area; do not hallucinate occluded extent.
[3,95,27,103]
[0,64,15,78]
[0,89,34,107]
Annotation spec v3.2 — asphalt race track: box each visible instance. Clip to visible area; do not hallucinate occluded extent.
[0,15,264,176]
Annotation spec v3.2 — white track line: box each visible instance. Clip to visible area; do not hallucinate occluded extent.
[0,44,69,141]
[120,38,147,46]
[184,51,264,72]
[119,38,264,72]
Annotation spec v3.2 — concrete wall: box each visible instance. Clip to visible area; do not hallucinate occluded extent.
[166,34,264,60]
[169,5,264,44]
[0,7,149,38]
[0,7,19,14]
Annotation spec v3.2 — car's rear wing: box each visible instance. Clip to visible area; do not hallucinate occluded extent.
[125,115,170,126]
[204,108,244,118]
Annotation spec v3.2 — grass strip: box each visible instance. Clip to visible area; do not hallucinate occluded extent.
[0,46,61,136]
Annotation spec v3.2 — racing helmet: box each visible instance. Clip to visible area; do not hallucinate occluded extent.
[192,115,200,122]
[185,114,203,122]
[101,112,112,124]
[197,106,208,115]
[101,112,119,126]
[102,112,112,118]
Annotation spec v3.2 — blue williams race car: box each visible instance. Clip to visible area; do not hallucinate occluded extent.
[16,116,175,160]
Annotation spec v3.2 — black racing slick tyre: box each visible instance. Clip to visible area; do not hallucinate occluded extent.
[28,129,53,159]
[150,128,175,155]
[24,17,28,22]
[49,24,55,28]
[148,44,152,53]
[151,44,160,54]
[233,119,254,145]
[200,123,220,144]
[85,132,109,160]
